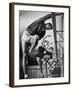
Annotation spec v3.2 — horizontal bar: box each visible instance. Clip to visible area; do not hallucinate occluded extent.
[56,31,64,32]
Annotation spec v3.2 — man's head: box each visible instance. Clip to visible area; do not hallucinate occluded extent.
[42,40,49,49]
[48,47,54,53]
[45,23,52,30]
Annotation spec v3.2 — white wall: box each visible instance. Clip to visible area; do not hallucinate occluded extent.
[0,0,72,90]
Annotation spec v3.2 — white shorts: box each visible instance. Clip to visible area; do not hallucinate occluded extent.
[21,30,31,42]
[21,30,39,43]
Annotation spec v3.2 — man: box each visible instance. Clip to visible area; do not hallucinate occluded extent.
[21,14,52,78]
[36,41,53,77]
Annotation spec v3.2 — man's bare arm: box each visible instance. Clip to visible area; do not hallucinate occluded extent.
[27,13,63,29]
[27,14,51,29]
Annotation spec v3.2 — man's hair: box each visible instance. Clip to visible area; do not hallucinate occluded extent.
[45,23,52,29]
[49,47,53,50]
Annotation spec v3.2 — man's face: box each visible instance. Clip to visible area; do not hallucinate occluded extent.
[43,40,49,49]
[48,47,54,53]
[45,23,52,30]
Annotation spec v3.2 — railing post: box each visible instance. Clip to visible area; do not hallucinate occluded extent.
[52,12,58,64]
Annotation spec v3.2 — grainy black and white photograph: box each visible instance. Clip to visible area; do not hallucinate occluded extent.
[9,3,70,87]
[19,11,64,79]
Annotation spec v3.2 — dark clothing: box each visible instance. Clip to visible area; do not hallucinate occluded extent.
[36,46,53,59]
[27,23,45,39]
[37,46,45,58]
[26,14,52,39]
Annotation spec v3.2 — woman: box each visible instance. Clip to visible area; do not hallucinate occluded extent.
[21,14,52,78]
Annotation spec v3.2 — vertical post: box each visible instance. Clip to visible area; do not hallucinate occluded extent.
[61,14,64,77]
[51,12,58,63]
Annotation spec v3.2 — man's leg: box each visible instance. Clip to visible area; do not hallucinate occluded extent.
[37,57,43,75]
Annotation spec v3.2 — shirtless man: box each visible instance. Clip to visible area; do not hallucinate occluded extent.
[21,14,52,78]
[36,40,53,77]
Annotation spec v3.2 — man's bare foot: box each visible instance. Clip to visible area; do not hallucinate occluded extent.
[40,72,44,78]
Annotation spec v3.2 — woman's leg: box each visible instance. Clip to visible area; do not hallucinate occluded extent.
[21,39,28,78]
[21,30,31,78]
